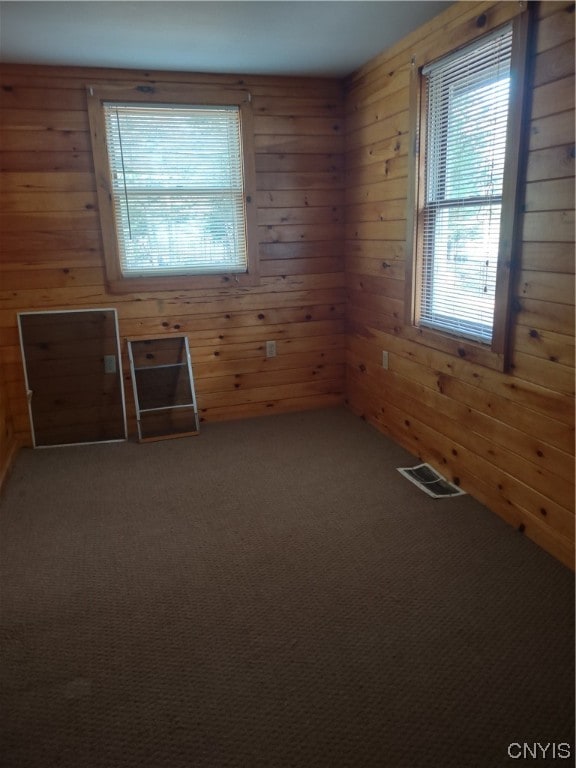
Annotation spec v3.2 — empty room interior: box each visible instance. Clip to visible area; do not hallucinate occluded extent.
[0,1,574,766]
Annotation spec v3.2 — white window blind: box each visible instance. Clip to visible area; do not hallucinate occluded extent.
[420,25,513,344]
[103,103,248,277]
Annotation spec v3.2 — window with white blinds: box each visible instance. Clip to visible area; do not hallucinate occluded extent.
[419,25,513,344]
[103,103,248,277]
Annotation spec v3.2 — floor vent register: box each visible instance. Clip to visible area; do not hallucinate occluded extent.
[397,463,466,499]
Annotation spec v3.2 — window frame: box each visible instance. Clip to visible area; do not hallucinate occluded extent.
[87,82,259,293]
[405,7,532,372]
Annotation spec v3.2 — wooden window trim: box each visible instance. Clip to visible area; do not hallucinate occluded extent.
[405,4,533,372]
[86,82,259,293]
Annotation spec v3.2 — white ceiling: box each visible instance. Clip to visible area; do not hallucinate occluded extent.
[0,1,452,78]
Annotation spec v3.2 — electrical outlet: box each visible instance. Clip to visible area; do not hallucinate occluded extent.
[104,354,117,374]
[266,340,277,358]
[382,351,389,370]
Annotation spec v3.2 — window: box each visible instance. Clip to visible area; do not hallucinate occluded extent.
[406,9,530,370]
[421,27,512,344]
[87,84,258,292]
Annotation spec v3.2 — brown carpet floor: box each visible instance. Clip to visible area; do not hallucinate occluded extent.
[0,408,574,767]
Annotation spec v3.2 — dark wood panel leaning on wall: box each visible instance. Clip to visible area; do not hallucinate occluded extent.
[0,371,18,492]
[0,66,347,441]
[343,0,575,568]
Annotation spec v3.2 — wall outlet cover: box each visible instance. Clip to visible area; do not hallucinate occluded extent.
[104,354,117,374]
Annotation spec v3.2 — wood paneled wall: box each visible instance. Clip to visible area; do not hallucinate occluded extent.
[0,66,346,439]
[344,0,575,567]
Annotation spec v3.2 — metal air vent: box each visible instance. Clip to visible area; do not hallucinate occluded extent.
[397,463,466,499]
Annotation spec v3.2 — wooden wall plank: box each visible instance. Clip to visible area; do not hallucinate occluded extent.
[514,296,575,335]
[257,206,343,226]
[0,171,96,192]
[531,74,574,119]
[0,130,91,152]
[529,110,575,150]
[524,179,575,213]
[517,270,575,305]
[533,39,575,87]
[0,63,344,94]
[253,116,343,136]
[525,145,575,182]
[536,4,576,51]
[0,151,93,172]
[537,1,575,21]
[0,191,98,212]
[199,392,344,424]
[255,154,343,174]
[255,190,343,209]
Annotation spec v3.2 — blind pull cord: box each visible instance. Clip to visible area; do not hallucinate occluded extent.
[115,110,133,240]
